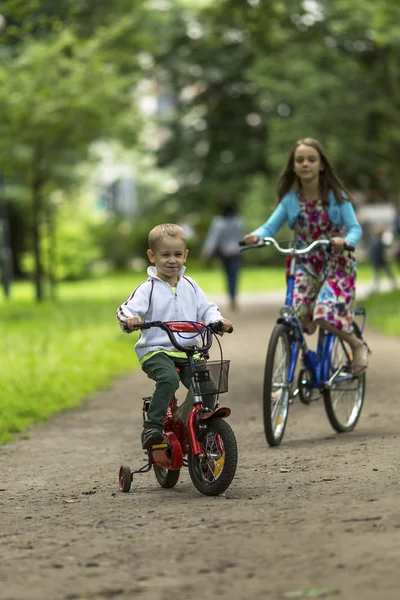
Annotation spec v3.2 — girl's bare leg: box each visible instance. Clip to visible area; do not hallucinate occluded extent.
[314,318,369,374]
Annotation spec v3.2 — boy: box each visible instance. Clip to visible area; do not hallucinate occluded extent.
[116,223,233,450]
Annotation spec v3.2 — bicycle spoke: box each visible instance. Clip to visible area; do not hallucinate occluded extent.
[200,431,225,482]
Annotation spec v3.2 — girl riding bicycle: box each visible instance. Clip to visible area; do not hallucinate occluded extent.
[243,137,370,375]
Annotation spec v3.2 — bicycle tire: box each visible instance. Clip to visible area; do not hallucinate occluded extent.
[323,322,366,433]
[263,323,291,447]
[153,466,181,489]
[188,418,238,496]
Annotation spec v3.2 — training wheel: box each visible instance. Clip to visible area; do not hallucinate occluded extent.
[119,465,132,493]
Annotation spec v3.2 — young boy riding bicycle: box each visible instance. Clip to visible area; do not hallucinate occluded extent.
[116,223,233,450]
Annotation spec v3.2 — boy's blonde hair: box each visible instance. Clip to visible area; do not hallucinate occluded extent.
[148,223,187,251]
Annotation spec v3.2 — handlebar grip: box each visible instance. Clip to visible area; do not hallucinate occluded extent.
[326,242,355,253]
[137,321,162,330]
[210,321,234,334]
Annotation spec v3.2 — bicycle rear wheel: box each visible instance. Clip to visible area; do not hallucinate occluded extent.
[263,323,291,446]
[153,466,180,488]
[323,324,365,433]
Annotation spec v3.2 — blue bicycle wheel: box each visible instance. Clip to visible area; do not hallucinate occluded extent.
[323,324,366,433]
[263,323,291,446]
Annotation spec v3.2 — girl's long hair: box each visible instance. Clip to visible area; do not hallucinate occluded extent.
[277,138,353,206]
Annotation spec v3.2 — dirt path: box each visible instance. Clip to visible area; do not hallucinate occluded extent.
[1,298,400,600]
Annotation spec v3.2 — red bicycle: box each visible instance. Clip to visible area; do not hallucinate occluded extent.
[118,320,238,497]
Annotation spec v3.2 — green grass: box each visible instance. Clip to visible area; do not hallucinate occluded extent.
[362,289,400,337]
[0,297,138,442]
[0,263,392,443]
[1,262,379,303]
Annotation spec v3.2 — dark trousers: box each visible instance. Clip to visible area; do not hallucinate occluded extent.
[221,255,241,301]
[141,353,216,431]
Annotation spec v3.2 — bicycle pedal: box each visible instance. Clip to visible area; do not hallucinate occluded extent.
[151,443,168,450]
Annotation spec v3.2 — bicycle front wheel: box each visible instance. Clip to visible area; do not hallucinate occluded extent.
[323,326,366,433]
[188,418,238,496]
[263,323,291,446]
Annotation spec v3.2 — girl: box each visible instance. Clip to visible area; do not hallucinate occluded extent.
[243,137,370,374]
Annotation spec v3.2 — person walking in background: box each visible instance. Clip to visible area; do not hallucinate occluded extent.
[201,201,245,311]
[391,205,400,268]
[368,223,397,293]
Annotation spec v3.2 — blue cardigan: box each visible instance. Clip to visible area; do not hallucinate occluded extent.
[251,190,362,247]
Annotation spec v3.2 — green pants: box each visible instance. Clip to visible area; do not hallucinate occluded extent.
[141,353,216,431]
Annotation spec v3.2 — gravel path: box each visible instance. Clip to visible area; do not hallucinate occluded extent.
[1,290,399,600]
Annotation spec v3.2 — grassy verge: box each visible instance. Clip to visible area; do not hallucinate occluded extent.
[1,262,380,303]
[0,262,393,443]
[361,289,400,337]
[0,297,138,442]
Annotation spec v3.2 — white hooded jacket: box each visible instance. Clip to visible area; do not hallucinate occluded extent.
[116,267,223,361]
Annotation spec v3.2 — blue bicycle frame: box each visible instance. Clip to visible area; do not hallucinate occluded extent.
[279,248,366,392]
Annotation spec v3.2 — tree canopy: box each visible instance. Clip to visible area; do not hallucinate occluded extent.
[1,0,399,297]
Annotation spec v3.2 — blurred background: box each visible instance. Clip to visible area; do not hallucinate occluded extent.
[1,0,400,301]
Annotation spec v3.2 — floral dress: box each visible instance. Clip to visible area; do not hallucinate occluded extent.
[292,194,356,334]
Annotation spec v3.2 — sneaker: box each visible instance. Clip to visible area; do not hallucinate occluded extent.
[141,428,164,450]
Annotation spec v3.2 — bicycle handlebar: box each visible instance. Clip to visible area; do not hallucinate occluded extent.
[239,237,355,255]
[136,320,232,354]
[209,320,234,335]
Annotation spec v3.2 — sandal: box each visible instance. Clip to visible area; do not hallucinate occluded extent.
[351,342,371,374]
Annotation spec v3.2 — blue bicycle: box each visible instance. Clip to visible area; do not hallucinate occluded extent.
[241,237,367,447]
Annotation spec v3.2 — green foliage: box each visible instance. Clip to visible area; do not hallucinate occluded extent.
[0,295,137,443]
[362,289,400,336]
[144,0,400,210]
[21,201,102,280]
[2,0,400,298]
[0,27,138,178]
[0,2,147,298]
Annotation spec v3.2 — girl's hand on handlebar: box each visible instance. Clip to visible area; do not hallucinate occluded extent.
[126,316,143,331]
[242,234,259,246]
[330,237,345,254]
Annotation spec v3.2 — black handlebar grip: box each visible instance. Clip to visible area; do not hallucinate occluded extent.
[210,321,224,334]
[210,321,234,334]
[326,242,355,253]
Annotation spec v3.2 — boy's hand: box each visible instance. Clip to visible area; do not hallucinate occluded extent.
[220,318,233,333]
[126,316,143,331]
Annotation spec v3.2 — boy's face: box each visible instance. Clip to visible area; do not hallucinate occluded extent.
[147,235,188,284]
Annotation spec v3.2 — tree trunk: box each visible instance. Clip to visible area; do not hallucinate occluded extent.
[0,170,13,299]
[46,200,57,301]
[381,49,400,204]
[32,177,44,302]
